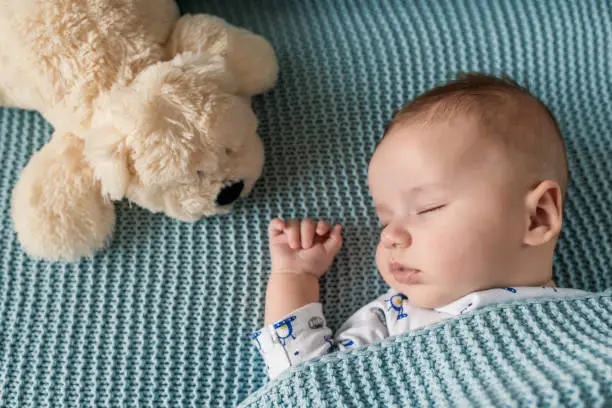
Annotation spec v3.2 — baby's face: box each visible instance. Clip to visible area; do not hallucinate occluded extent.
[369,116,530,308]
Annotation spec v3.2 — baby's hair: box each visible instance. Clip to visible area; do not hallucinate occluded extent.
[384,72,569,195]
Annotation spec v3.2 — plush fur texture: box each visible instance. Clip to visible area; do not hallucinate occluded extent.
[0,0,278,261]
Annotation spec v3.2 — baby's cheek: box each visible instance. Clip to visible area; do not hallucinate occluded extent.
[374,244,386,272]
[375,244,393,284]
[423,229,487,283]
[422,226,467,262]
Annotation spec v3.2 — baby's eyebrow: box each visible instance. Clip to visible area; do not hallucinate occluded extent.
[406,183,447,196]
[398,184,449,206]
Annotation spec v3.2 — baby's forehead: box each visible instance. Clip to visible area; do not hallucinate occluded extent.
[370,116,525,184]
[377,114,497,158]
[385,102,557,165]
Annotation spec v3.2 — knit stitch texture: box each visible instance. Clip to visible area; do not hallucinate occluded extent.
[1,0,611,407]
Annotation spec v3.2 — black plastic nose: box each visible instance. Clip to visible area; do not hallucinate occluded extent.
[215,180,244,206]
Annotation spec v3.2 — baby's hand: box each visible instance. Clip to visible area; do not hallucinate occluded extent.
[269,218,343,279]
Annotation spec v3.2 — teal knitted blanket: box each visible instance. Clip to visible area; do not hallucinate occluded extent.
[1,0,610,407]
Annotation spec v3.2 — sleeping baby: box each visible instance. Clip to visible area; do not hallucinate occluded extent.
[252,73,588,379]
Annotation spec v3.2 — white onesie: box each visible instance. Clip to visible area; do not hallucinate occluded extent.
[252,286,588,379]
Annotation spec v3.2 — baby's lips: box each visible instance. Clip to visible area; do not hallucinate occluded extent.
[389,260,415,271]
[391,268,422,285]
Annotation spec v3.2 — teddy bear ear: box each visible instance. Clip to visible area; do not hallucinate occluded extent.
[167,14,278,96]
[168,51,240,94]
[200,93,258,150]
[82,125,131,201]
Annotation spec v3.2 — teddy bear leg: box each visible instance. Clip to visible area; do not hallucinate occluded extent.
[0,50,42,110]
[167,14,278,96]
[11,131,115,261]
[0,77,22,108]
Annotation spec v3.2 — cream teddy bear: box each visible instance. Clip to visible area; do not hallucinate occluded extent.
[0,1,278,261]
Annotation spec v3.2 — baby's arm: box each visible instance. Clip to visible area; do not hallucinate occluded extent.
[253,218,342,379]
[264,218,342,324]
[253,291,393,379]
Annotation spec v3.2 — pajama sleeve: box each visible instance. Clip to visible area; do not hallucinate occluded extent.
[333,303,389,350]
[252,299,390,380]
[251,303,333,380]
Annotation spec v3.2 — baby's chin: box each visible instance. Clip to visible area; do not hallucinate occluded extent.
[391,283,470,309]
[410,289,458,309]
[388,276,558,309]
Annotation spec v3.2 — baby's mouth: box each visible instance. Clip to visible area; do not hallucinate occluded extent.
[389,261,421,284]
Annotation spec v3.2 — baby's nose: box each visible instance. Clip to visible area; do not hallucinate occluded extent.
[216,180,244,206]
[381,225,412,249]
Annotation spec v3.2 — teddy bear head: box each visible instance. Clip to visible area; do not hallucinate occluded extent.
[83,52,265,221]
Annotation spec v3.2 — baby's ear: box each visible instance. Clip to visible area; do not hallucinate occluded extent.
[523,180,564,247]
[82,125,131,201]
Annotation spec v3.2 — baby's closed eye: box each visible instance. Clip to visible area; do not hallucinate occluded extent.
[416,204,447,215]
[375,203,447,230]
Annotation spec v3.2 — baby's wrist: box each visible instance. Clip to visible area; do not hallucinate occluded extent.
[264,273,320,324]
[270,268,322,279]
